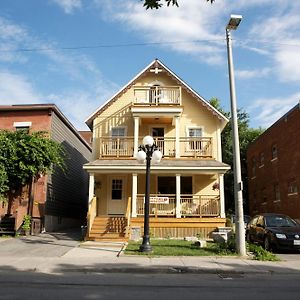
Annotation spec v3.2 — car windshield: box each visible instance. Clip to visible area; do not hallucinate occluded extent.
[265,215,297,227]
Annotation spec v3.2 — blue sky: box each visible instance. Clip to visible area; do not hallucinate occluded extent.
[0,0,300,130]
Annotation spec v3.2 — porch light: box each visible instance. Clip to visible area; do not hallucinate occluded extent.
[136,135,162,252]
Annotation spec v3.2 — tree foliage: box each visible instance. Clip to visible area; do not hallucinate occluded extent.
[209,98,264,214]
[142,0,214,9]
[0,130,65,199]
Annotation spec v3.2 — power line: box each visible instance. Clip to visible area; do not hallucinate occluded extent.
[0,39,224,53]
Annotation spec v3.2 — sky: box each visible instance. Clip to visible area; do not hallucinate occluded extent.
[0,0,300,131]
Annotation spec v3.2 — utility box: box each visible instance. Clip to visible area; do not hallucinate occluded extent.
[130,226,141,241]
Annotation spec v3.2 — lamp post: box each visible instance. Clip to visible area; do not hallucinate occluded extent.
[226,14,246,256]
[136,135,162,252]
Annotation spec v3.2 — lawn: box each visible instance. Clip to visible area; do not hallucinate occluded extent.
[124,239,236,256]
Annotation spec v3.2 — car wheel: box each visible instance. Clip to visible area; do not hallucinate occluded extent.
[264,236,271,251]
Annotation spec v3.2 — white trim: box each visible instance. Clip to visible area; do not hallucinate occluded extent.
[186,126,204,137]
[110,126,127,137]
[13,121,32,128]
[132,174,138,217]
[176,174,181,218]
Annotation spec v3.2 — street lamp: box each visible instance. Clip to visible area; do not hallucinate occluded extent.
[136,135,162,252]
[226,14,246,256]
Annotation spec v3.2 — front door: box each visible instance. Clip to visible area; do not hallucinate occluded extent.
[108,176,126,215]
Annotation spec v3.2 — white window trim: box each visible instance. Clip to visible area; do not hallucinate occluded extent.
[110,126,127,137]
[13,121,32,128]
[186,126,204,137]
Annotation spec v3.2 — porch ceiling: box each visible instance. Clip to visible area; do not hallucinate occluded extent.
[83,159,230,174]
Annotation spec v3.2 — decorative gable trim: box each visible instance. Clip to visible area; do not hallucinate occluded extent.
[85,59,228,129]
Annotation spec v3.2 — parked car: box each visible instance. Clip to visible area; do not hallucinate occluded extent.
[246,213,300,251]
[231,214,251,228]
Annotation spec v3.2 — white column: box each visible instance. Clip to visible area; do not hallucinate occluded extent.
[88,173,95,204]
[134,117,140,157]
[132,173,138,217]
[219,174,226,218]
[176,174,181,218]
[175,116,180,158]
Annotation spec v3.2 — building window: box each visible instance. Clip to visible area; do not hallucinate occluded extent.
[274,184,280,202]
[252,158,256,177]
[261,188,267,204]
[288,181,298,195]
[187,127,202,150]
[13,121,32,133]
[111,127,126,150]
[259,152,264,167]
[272,144,278,160]
[111,179,123,200]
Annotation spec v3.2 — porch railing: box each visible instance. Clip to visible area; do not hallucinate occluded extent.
[136,194,220,218]
[133,86,181,105]
[87,196,97,239]
[98,137,212,158]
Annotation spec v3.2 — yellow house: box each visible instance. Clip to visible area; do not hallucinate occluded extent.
[83,59,230,241]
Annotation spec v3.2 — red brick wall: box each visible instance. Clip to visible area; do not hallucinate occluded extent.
[247,105,300,221]
[0,110,52,228]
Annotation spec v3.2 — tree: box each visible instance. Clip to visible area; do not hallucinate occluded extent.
[0,130,65,201]
[209,98,264,214]
[142,0,214,9]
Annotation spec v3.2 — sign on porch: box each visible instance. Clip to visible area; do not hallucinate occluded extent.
[149,196,169,204]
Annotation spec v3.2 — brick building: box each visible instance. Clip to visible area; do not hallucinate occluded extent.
[247,103,300,222]
[0,104,92,233]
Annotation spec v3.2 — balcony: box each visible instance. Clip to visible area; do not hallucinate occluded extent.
[136,194,220,217]
[99,137,213,158]
[133,86,181,106]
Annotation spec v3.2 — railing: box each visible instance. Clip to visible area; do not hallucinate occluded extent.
[99,137,134,158]
[136,194,220,217]
[98,136,212,158]
[87,196,97,239]
[133,86,181,105]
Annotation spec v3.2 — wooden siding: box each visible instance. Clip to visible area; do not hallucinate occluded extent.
[46,112,92,224]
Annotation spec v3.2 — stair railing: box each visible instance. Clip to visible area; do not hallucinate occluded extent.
[87,196,97,239]
[125,196,132,238]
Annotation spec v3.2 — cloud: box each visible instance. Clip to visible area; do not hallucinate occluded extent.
[248,92,300,128]
[50,0,82,14]
[0,71,40,104]
[235,67,271,79]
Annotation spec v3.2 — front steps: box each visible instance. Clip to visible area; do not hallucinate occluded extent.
[87,216,128,242]
[0,215,15,236]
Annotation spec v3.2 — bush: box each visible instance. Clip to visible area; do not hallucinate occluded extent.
[247,243,280,261]
[21,215,32,231]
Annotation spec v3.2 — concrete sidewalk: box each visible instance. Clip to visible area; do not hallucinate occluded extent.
[1,235,300,276]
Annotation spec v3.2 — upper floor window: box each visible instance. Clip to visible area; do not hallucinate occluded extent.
[274,184,280,201]
[259,152,264,166]
[288,181,298,195]
[13,121,31,134]
[187,127,203,150]
[111,127,126,150]
[251,157,256,177]
[272,144,278,160]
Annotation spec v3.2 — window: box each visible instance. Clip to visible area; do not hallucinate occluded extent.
[13,121,31,133]
[111,127,126,150]
[274,184,280,201]
[187,127,202,150]
[111,179,123,200]
[261,188,267,204]
[272,144,278,160]
[251,158,256,177]
[259,152,264,166]
[288,181,298,195]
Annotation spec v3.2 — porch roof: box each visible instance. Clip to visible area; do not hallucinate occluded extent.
[83,159,230,174]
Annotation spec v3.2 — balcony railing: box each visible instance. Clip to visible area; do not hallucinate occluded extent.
[99,137,212,158]
[133,86,181,105]
[136,194,220,217]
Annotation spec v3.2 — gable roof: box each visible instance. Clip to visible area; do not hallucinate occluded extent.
[85,59,229,129]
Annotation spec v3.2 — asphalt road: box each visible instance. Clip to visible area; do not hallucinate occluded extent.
[1,272,300,300]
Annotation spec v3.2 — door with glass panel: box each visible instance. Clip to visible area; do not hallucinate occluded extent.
[108,177,126,215]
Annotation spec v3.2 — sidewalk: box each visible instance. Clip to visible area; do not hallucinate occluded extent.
[1,235,300,276]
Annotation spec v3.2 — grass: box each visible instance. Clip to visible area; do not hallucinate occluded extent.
[124,239,237,257]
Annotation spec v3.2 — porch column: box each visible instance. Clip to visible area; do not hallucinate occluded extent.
[132,173,138,217]
[133,117,140,157]
[176,174,181,218]
[88,173,95,204]
[219,174,226,218]
[175,116,180,158]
